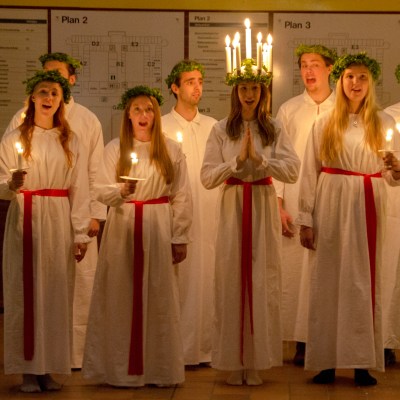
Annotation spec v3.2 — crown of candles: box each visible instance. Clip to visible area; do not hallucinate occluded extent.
[224,18,273,82]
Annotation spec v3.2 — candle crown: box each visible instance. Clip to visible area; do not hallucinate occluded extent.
[225,58,272,87]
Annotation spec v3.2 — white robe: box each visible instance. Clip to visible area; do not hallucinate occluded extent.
[82,137,192,386]
[382,102,400,349]
[0,127,91,375]
[275,90,335,342]
[5,98,106,368]
[200,118,300,370]
[162,108,218,364]
[297,110,399,372]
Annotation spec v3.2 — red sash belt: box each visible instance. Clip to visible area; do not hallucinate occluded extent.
[126,196,170,375]
[225,176,272,364]
[321,167,382,317]
[20,188,69,361]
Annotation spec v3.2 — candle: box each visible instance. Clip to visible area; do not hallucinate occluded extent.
[131,152,139,165]
[244,18,251,59]
[256,32,262,71]
[396,123,400,133]
[176,131,183,146]
[262,43,268,69]
[16,142,23,170]
[234,32,241,74]
[225,35,232,74]
[386,129,394,151]
[232,39,237,72]
[266,34,273,72]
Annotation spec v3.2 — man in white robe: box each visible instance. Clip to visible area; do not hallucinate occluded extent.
[161,60,218,365]
[382,63,400,365]
[4,52,106,369]
[274,44,336,365]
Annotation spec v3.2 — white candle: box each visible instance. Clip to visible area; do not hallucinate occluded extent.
[262,43,268,68]
[234,32,241,74]
[225,35,232,74]
[266,34,273,72]
[245,18,251,59]
[232,39,237,72]
[386,129,394,151]
[256,32,262,71]
[16,142,23,170]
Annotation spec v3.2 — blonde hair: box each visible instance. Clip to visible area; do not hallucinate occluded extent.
[19,93,73,167]
[320,68,383,162]
[226,83,275,146]
[117,95,174,184]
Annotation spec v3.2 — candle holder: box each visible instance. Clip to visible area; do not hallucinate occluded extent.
[378,149,399,171]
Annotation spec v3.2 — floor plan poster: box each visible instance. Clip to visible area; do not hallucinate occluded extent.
[0,8,47,138]
[51,10,184,143]
[189,12,270,120]
[272,13,400,115]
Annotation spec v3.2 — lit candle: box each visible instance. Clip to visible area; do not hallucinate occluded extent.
[244,18,251,59]
[225,35,232,74]
[131,152,139,165]
[234,32,241,75]
[266,34,273,72]
[176,131,183,147]
[16,142,23,170]
[396,123,400,133]
[256,32,262,71]
[386,129,394,151]
[232,39,237,72]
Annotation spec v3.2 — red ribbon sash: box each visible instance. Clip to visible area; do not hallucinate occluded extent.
[225,177,272,365]
[321,167,381,317]
[20,189,69,361]
[125,196,170,375]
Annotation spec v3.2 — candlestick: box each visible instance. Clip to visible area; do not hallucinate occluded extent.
[256,32,262,71]
[225,35,232,74]
[266,34,273,72]
[244,18,251,59]
[16,142,23,170]
[234,32,241,75]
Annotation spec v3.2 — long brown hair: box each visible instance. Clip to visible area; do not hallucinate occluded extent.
[226,83,275,146]
[117,95,174,184]
[18,92,73,167]
[320,68,383,162]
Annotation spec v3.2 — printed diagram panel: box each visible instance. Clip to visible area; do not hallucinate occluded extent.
[272,13,400,114]
[51,10,184,143]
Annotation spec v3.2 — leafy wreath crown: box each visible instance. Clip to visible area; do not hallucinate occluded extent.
[24,70,72,103]
[165,60,205,89]
[225,58,272,87]
[117,85,164,110]
[295,44,337,64]
[39,52,82,71]
[331,52,381,82]
[395,64,400,84]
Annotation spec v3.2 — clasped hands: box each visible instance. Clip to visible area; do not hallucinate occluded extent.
[236,125,263,168]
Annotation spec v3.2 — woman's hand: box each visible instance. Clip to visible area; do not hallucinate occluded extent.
[8,170,26,192]
[121,180,137,198]
[300,226,316,250]
[237,127,250,168]
[87,218,100,237]
[247,127,263,167]
[74,242,88,262]
[172,243,187,264]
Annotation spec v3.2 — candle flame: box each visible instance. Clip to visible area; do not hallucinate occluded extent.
[225,35,230,47]
[257,32,262,43]
[267,34,273,45]
[15,142,23,153]
[386,129,394,142]
[176,132,183,143]
[130,152,138,164]
[234,32,240,42]
[396,123,400,133]
[244,18,250,29]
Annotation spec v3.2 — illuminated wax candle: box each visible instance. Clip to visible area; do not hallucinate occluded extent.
[244,18,251,59]
[386,129,394,151]
[16,142,23,170]
[234,32,241,74]
[131,152,139,165]
[225,35,232,74]
[232,38,237,71]
[266,34,273,72]
[256,32,262,71]
[262,43,268,68]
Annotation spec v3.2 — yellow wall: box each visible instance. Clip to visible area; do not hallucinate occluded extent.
[0,0,399,12]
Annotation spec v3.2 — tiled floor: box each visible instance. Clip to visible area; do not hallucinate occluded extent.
[1,314,400,399]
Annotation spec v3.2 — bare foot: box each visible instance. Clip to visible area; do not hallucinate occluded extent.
[20,374,41,393]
